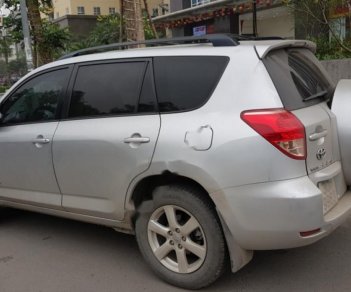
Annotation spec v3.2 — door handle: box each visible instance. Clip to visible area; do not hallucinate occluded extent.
[309,129,328,141]
[124,137,150,144]
[32,137,50,144]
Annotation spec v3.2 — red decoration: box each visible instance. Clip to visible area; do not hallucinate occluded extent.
[156,0,280,30]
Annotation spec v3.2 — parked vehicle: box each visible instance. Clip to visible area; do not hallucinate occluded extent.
[0,35,350,289]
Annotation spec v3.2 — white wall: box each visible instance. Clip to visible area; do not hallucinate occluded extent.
[239,6,295,38]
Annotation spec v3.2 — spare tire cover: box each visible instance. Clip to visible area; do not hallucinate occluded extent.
[332,79,351,185]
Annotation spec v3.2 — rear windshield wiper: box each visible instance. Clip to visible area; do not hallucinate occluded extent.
[303,90,328,101]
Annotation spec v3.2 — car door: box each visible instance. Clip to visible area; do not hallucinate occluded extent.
[0,67,71,207]
[331,79,351,186]
[53,59,160,220]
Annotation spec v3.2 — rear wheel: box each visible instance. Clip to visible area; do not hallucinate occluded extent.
[135,184,227,289]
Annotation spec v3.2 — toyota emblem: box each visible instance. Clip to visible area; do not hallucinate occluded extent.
[316,148,326,160]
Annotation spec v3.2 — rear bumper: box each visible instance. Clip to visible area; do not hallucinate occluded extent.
[211,166,351,250]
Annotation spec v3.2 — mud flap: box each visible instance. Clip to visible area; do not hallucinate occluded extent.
[216,210,254,273]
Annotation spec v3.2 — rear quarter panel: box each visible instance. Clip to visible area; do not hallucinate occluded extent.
[128,47,308,198]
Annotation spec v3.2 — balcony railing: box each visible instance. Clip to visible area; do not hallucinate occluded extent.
[191,0,211,8]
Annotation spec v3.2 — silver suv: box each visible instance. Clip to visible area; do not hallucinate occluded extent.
[1,35,350,289]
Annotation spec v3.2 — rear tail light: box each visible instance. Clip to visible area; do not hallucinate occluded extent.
[241,109,306,160]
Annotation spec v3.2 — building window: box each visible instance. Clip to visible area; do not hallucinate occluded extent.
[77,6,85,15]
[109,7,116,15]
[191,0,210,7]
[152,8,158,17]
[93,7,101,16]
[55,12,59,18]
[65,7,69,14]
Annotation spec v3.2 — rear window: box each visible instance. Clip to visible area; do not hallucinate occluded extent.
[153,56,229,113]
[263,48,334,110]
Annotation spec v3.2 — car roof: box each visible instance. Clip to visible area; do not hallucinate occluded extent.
[26,39,317,77]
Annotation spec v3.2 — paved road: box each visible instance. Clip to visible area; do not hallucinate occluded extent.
[0,208,351,292]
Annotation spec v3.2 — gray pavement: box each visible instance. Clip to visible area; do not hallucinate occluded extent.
[0,208,351,292]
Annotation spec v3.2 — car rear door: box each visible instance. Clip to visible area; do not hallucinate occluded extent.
[52,59,160,220]
[263,46,346,214]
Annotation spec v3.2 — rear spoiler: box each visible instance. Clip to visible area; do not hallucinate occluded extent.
[255,40,316,59]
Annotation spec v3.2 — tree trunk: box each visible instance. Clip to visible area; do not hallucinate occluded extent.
[1,38,10,65]
[123,0,145,42]
[120,0,124,42]
[26,0,51,66]
[143,0,158,39]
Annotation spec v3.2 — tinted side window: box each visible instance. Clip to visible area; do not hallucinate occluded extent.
[263,48,333,110]
[153,56,229,112]
[1,68,68,125]
[69,62,147,118]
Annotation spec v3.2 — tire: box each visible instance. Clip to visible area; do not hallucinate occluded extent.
[135,184,227,290]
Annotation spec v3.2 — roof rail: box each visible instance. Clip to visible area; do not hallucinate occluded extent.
[238,35,284,41]
[59,34,239,60]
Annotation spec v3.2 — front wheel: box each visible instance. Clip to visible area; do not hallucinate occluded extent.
[135,184,227,289]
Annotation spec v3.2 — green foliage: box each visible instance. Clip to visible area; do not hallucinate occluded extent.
[0,85,10,93]
[3,0,70,65]
[285,0,351,60]
[88,14,121,46]
[3,12,23,44]
[313,37,351,60]
[7,56,27,75]
[0,37,12,64]
[70,14,121,50]
[41,20,70,60]
[68,39,91,52]
[143,16,155,40]
[0,60,6,75]
[0,55,27,88]
[70,13,163,52]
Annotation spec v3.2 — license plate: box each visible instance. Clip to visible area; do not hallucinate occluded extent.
[319,179,338,214]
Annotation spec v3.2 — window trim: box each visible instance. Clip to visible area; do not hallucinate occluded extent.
[62,58,157,121]
[77,6,85,15]
[0,65,73,127]
[93,6,101,16]
[108,7,116,15]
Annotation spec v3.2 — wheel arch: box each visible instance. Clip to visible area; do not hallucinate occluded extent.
[129,172,215,213]
[126,171,254,274]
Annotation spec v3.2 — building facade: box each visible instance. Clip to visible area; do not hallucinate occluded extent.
[51,0,168,40]
[153,0,295,39]
[52,0,168,19]
[52,0,119,19]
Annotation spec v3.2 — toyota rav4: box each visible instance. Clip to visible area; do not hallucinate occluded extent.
[0,35,350,289]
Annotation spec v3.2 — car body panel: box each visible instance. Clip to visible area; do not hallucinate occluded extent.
[211,162,351,250]
[53,115,160,220]
[0,122,62,207]
[140,48,307,196]
[292,104,335,174]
